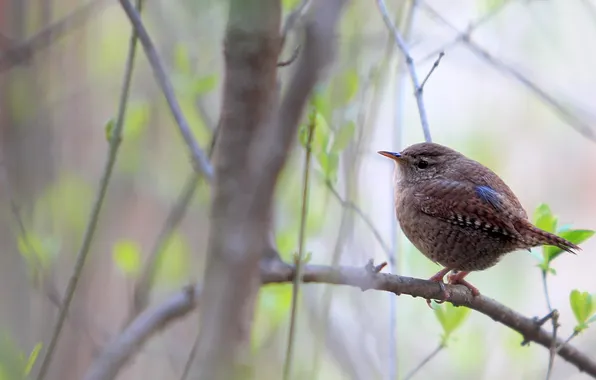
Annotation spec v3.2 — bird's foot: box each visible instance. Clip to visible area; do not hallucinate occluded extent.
[447,271,480,297]
[426,268,451,308]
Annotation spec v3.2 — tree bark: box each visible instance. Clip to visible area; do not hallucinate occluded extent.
[190,1,282,379]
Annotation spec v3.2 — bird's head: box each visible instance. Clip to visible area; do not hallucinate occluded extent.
[378,142,463,183]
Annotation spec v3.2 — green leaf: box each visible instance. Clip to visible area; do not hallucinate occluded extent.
[312,112,330,155]
[282,0,300,9]
[433,302,470,345]
[173,43,192,75]
[112,240,142,276]
[192,74,218,95]
[105,119,115,142]
[570,290,596,330]
[331,121,355,153]
[479,0,506,14]
[533,203,557,234]
[23,343,42,376]
[544,229,594,262]
[317,151,339,184]
[310,86,332,121]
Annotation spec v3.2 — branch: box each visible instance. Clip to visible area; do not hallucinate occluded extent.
[416,0,512,64]
[118,0,214,180]
[35,0,144,377]
[376,0,432,142]
[0,0,107,72]
[419,1,596,142]
[83,285,200,380]
[84,260,596,380]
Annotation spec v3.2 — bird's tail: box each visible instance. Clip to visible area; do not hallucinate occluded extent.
[519,220,580,254]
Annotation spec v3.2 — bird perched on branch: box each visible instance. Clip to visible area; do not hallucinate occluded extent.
[378,142,580,306]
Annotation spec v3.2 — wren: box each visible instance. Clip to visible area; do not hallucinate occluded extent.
[378,142,580,305]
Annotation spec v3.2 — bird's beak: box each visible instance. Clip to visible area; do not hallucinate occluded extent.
[377,151,402,160]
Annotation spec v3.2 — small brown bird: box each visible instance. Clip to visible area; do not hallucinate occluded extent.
[378,142,580,305]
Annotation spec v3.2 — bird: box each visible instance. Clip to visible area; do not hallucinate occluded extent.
[378,142,580,306]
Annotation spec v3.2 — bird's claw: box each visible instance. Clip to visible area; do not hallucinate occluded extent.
[426,280,450,309]
[447,271,480,297]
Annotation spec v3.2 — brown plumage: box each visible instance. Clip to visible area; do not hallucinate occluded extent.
[378,142,580,305]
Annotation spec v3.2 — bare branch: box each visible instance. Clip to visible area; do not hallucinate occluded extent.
[419,1,596,142]
[35,0,144,377]
[0,0,107,72]
[416,0,513,64]
[118,0,215,180]
[419,52,444,93]
[83,285,200,380]
[85,260,596,380]
[130,128,217,322]
[376,0,432,142]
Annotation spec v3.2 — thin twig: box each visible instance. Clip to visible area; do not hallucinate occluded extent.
[545,310,559,380]
[0,162,105,353]
[283,111,316,380]
[416,0,513,64]
[130,172,200,320]
[35,1,144,378]
[85,260,596,380]
[278,44,301,67]
[541,270,554,312]
[118,0,215,180]
[540,269,559,380]
[323,178,394,266]
[556,331,579,354]
[419,52,444,92]
[0,0,107,72]
[419,1,596,142]
[403,343,444,380]
[376,0,432,142]
[179,333,201,380]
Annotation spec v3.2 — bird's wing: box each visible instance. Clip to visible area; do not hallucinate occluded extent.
[414,179,523,239]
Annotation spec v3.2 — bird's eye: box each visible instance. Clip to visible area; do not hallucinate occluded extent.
[417,160,429,169]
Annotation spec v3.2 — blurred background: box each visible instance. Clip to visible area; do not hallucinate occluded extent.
[0,0,595,379]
